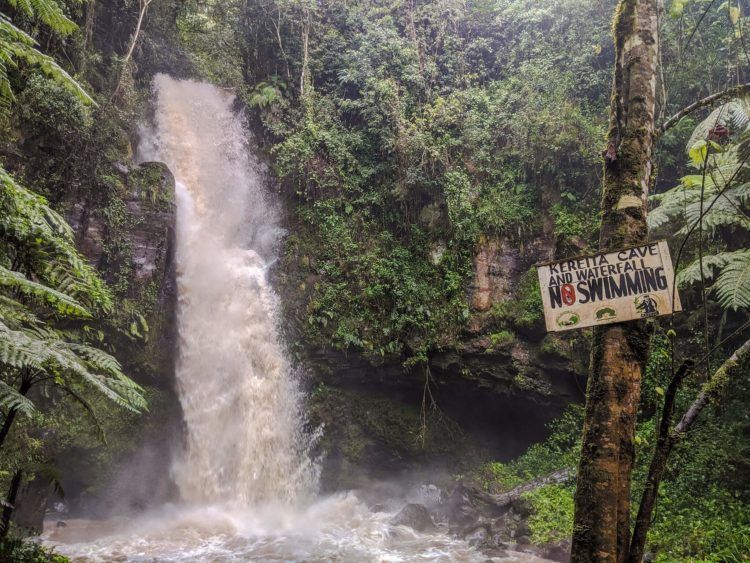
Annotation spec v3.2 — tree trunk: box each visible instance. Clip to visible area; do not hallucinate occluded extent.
[571,1,662,562]
[0,376,33,450]
[0,470,23,538]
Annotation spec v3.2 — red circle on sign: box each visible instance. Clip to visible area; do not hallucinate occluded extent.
[561,284,576,305]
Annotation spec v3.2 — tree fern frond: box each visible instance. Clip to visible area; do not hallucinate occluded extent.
[677,253,738,286]
[0,166,111,311]
[0,321,46,369]
[0,295,40,327]
[688,98,750,150]
[0,266,91,317]
[6,0,77,35]
[713,250,750,311]
[0,380,35,416]
[0,12,92,109]
[66,343,123,376]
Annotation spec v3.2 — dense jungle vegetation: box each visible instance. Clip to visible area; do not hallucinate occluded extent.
[0,0,748,560]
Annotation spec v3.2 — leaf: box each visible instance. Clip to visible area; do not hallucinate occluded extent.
[730,5,741,25]
[689,141,708,166]
[713,250,750,310]
[0,380,35,417]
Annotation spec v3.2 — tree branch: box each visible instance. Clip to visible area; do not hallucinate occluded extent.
[674,337,750,434]
[111,0,153,102]
[628,337,750,562]
[657,83,750,138]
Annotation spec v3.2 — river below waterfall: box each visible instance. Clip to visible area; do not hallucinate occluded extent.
[42,496,550,561]
[40,76,551,563]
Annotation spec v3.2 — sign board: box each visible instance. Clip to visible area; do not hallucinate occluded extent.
[537,240,682,332]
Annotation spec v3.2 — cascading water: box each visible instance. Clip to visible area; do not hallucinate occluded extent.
[144,74,316,505]
[42,76,550,562]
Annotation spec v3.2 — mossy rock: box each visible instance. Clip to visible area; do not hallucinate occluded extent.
[129,161,175,212]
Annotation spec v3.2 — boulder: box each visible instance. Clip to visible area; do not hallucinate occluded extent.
[390,503,436,532]
[446,484,480,533]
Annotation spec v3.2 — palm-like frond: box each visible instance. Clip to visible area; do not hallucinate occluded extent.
[676,253,737,286]
[6,0,77,36]
[0,266,90,317]
[0,10,92,115]
[0,321,147,412]
[0,380,35,417]
[687,98,750,150]
[650,97,750,312]
[713,249,750,311]
[0,165,111,312]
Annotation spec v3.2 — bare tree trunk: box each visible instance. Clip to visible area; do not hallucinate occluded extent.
[571,2,662,562]
[300,7,310,98]
[111,0,153,101]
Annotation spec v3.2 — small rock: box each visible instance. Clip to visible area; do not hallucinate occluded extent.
[390,503,436,532]
[542,542,571,562]
[464,525,489,546]
[370,503,386,513]
[55,521,67,528]
[114,162,130,175]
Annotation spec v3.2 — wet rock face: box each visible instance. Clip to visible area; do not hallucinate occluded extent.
[70,160,176,286]
[124,161,176,282]
[469,234,553,314]
[48,160,181,519]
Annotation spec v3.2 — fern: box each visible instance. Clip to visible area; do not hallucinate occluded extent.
[0,9,92,115]
[713,250,750,311]
[650,97,750,311]
[0,380,35,417]
[0,266,90,317]
[0,170,146,435]
[6,0,78,36]
[0,165,112,312]
[0,321,147,413]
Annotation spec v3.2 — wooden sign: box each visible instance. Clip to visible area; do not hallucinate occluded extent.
[537,240,682,332]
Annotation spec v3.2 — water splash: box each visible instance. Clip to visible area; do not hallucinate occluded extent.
[141,74,317,504]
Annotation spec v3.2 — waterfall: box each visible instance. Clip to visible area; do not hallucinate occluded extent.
[138,74,316,505]
[42,75,541,562]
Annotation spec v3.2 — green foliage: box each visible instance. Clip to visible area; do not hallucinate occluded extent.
[0,166,111,312]
[0,535,68,562]
[650,97,750,311]
[0,3,92,116]
[522,484,575,545]
[0,166,146,432]
[6,0,77,35]
[488,329,515,350]
[296,200,469,359]
[182,0,610,361]
[489,268,544,329]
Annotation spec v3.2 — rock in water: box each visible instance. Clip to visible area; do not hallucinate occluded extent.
[446,484,479,532]
[390,504,436,532]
